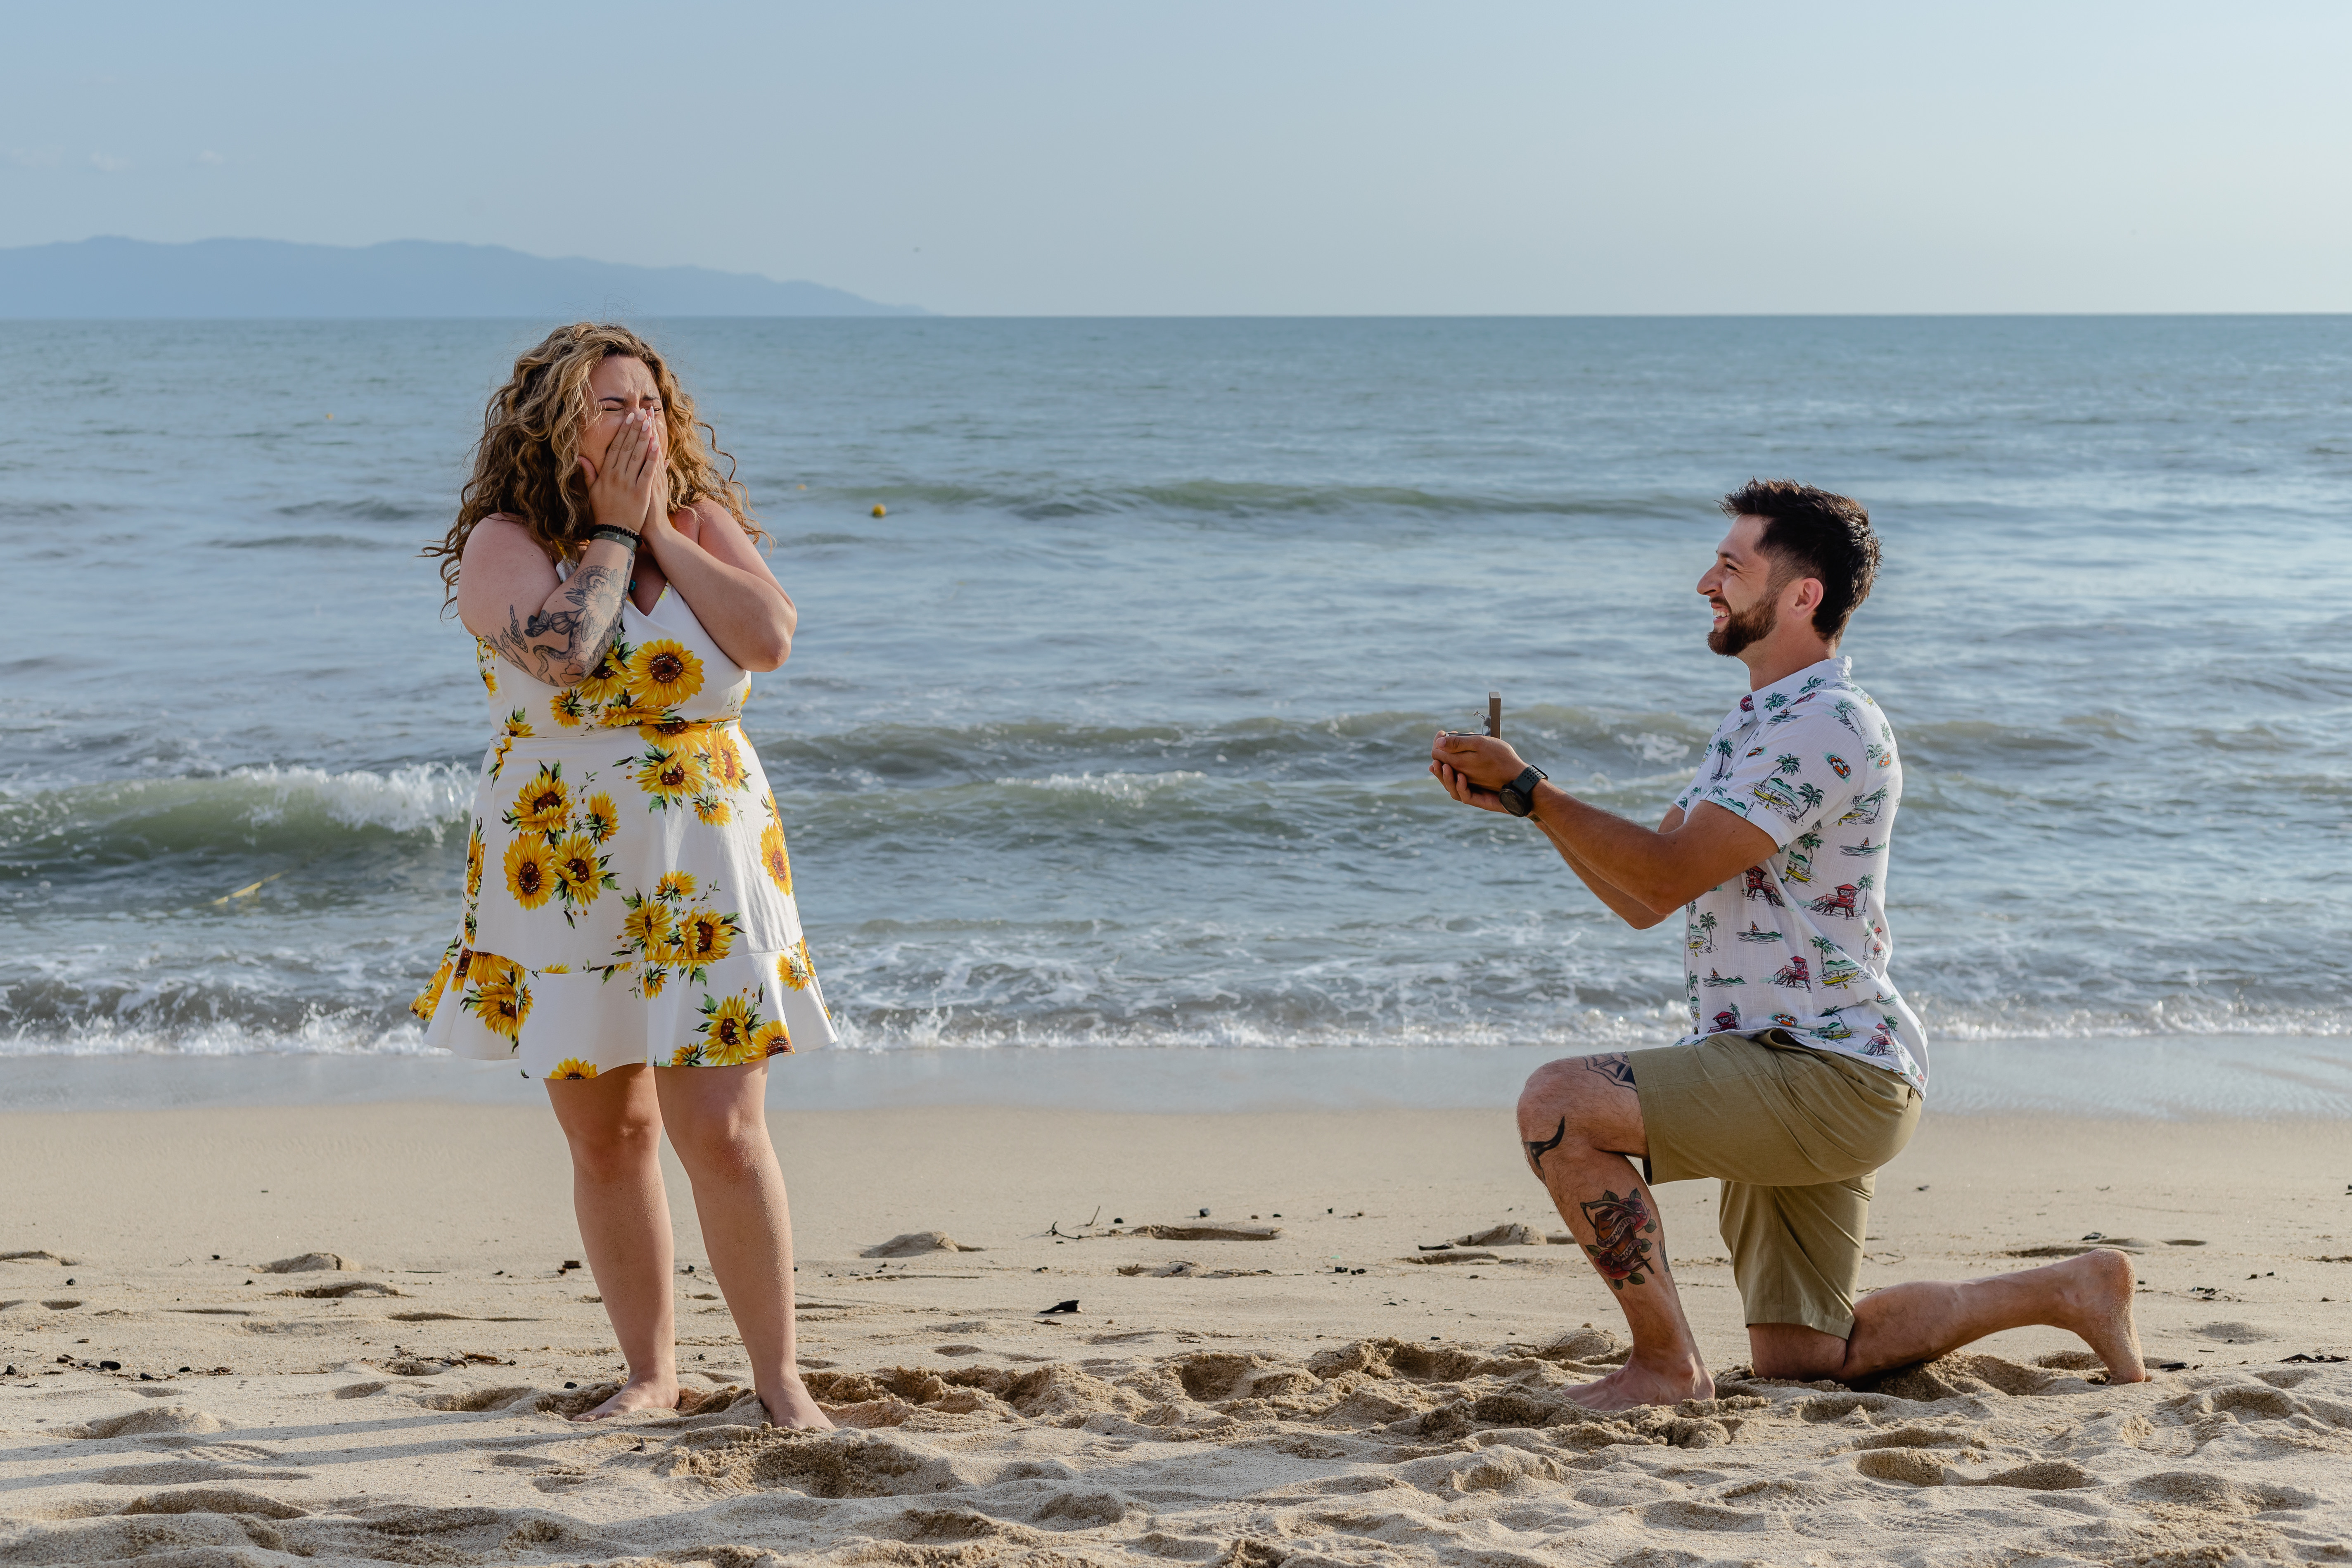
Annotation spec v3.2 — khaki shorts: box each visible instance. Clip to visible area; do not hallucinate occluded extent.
[1625,1030,1920,1339]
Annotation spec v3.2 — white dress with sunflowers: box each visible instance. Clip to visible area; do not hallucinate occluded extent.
[412,572,836,1079]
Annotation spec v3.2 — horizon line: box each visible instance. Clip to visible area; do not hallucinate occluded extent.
[2,310,2346,322]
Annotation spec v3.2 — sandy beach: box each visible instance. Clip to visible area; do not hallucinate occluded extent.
[4,1092,2348,1565]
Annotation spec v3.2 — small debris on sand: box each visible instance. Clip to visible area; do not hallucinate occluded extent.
[1453,1224,1546,1247]
[1115,1223,1281,1242]
[254,1253,360,1274]
[861,1231,986,1258]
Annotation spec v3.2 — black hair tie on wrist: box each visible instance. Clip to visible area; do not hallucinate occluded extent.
[583,524,640,550]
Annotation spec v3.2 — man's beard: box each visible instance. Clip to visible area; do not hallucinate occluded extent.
[1707,595,1778,657]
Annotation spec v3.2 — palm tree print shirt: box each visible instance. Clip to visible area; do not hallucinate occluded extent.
[1669,656,1929,1093]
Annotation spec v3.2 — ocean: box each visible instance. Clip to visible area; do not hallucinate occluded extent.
[4,317,2349,1107]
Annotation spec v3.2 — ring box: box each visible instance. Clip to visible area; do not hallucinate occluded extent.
[1440,691,1502,739]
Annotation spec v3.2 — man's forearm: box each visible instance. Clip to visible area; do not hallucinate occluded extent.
[1528,782,1691,913]
[1430,730,1769,919]
[1537,818,1674,928]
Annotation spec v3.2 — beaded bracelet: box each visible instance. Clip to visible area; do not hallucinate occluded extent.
[581,524,641,551]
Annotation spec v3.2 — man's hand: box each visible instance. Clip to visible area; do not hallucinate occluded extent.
[1430,733,1529,813]
[1429,726,1781,926]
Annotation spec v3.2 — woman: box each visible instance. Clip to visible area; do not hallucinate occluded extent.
[415,323,834,1429]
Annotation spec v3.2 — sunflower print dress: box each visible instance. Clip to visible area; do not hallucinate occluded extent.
[412,572,836,1079]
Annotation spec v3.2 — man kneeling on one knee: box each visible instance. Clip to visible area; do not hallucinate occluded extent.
[1430,481,2143,1409]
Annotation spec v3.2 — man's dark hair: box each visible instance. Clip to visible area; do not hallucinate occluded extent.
[1719,479,1881,640]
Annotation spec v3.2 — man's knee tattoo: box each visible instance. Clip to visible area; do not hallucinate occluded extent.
[1579,1188,1658,1288]
[1524,1116,1566,1177]
[1581,1052,1636,1090]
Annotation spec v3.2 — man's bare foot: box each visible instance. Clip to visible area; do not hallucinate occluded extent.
[572,1372,679,1421]
[1561,1356,1714,1413]
[2051,1248,2146,1384]
[759,1371,835,1430]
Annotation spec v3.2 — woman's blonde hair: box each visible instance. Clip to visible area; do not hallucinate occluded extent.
[427,322,761,605]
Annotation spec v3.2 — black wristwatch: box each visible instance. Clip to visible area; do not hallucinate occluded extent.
[1498,764,1548,818]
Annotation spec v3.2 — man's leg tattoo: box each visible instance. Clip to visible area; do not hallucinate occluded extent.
[1581,1052,1636,1090]
[1579,1188,1659,1289]
[1524,1116,1566,1177]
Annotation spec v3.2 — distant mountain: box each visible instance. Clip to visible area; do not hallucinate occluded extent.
[0,237,927,318]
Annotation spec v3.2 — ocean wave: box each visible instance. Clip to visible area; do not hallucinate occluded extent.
[995,771,1208,802]
[0,499,119,522]
[813,479,1702,523]
[0,1012,431,1059]
[826,1010,1678,1053]
[270,498,438,522]
[750,707,1714,791]
[7,999,2351,1060]
[1904,995,2352,1041]
[214,533,400,551]
[0,762,472,870]
[221,763,472,833]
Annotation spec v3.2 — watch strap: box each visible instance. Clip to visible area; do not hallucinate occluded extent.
[1501,764,1548,817]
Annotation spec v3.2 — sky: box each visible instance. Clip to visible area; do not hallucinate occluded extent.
[3,1,2347,315]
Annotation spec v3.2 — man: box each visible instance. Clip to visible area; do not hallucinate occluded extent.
[1430,480,2141,1409]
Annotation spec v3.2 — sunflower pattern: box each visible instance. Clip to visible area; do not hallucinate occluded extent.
[539,634,712,733]
[462,825,485,943]
[415,574,835,1079]
[759,797,794,896]
[411,937,460,1025]
[504,762,571,835]
[487,709,532,783]
[632,740,706,812]
[600,873,743,999]
[457,951,532,1041]
[489,761,619,928]
[678,988,791,1067]
[503,837,557,910]
[629,638,705,710]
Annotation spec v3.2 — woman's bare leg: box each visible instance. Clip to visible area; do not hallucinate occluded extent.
[545,1064,679,1419]
[656,1061,832,1430]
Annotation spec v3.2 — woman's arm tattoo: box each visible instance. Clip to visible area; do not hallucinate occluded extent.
[492,563,627,686]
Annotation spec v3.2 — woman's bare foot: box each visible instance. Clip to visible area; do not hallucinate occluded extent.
[572,1371,680,1421]
[759,1371,835,1430]
[1561,1355,1714,1412]
[2051,1248,2146,1384]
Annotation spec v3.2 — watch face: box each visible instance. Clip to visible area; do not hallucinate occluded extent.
[1501,766,1541,816]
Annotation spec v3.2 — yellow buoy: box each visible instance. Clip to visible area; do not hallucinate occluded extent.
[871,503,887,518]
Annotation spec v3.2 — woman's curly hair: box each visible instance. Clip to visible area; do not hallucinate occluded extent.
[426,322,762,607]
